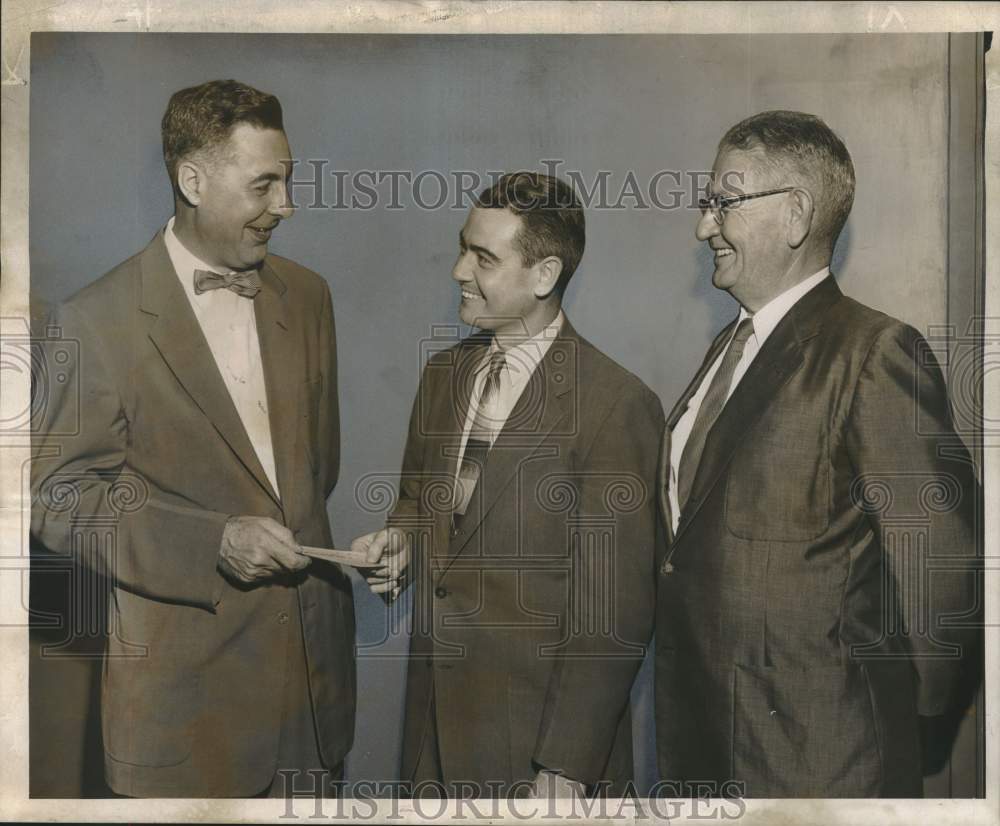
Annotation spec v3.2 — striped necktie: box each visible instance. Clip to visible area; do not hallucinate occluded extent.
[676,317,755,511]
[453,351,507,517]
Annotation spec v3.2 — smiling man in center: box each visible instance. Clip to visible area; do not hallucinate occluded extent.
[355,171,663,799]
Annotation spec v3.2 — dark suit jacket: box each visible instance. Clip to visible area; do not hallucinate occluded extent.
[392,318,663,794]
[31,233,356,797]
[654,276,979,797]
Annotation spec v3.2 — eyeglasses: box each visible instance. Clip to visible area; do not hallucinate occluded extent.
[698,186,795,225]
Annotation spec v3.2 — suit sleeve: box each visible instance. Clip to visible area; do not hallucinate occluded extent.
[532,384,664,784]
[845,322,980,715]
[389,373,427,523]
[382,360,438,599]
[31,301,230,611]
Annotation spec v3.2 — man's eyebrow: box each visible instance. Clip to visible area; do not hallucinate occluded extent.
[249,171,283,185]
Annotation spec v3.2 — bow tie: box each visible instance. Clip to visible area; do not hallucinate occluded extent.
[193,269,262,298]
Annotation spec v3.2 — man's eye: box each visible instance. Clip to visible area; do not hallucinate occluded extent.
[254,184,270,195]
[477,256,491,268]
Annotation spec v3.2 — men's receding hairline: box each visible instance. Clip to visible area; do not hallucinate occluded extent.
[712,144,790,191]
[178,123,288,172]
[713,112,856,247]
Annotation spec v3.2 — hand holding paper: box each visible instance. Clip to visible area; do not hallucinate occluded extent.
[350,527,411,598]
[218,515,310,584]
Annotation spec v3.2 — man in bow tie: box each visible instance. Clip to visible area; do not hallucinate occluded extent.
[654,111,980,797]
[354,172,663,799]
[32,79,357,797]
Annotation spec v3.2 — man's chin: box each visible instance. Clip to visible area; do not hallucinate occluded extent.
[458,305,479,328]
[240,248,268,268]
[711,266,737,291]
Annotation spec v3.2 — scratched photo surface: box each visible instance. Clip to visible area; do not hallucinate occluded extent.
[13,24,988,819]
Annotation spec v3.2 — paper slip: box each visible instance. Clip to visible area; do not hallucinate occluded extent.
[299,546,374,568]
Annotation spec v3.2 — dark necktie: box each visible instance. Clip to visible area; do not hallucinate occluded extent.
[453,351,507,518]
[676,317,755,511]
[193,268,262,298]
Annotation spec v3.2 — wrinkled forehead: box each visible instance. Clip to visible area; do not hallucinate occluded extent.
[710,146,777,196]
[464,205,523,245]
[218,124,293,172]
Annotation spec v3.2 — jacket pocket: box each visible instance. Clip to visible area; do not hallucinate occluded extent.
[102,659,200,768]
[731,662,881,796]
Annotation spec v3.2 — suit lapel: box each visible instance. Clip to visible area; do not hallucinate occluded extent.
[657,319,738,542]
[139,233,280,507]
[444,320,576,561]
[254,261,298,511]
[671,277,840,544]
[440,337,491,483]
[666,321,737,430]
[421,338,487,554]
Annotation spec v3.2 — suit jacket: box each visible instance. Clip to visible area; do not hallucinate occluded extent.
[31,233,356,797]
[392,317,663,794]
[654,276,980,797]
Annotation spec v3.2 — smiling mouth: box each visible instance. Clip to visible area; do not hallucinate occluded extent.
[460,289,483,301]
[248,224,276,242]
[713,248,734,261]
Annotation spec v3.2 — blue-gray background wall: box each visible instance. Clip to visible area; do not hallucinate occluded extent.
[29,32,964,795]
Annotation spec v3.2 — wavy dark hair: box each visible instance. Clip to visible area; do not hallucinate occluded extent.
[161,79,283,194]
[475,171,586,296]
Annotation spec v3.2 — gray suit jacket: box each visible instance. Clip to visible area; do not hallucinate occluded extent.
[654,276,980,797]
[31,232,356,797]
[393,318,664,794]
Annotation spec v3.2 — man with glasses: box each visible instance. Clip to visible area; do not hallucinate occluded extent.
[654,110,979,797]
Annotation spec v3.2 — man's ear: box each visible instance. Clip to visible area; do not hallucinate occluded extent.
[176,158,207,207]
[532,256,563,299]
[786,187,814,248]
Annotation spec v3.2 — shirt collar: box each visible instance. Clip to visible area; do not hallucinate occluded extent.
[738,267,830,347]
[163,216,235,281]
[485,310,565,391]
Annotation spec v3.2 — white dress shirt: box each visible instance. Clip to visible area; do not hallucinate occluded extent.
[455,311,564,475]
[667,268,830,531]
[163,217,281,499]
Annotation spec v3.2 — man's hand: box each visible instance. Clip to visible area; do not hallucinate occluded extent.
[351,527,411,598]
[218,516,310,584]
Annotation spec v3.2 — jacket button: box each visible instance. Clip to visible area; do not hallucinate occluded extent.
[277,610,290,624]
[434,586,448,599]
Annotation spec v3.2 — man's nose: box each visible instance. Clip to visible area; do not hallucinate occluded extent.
[452,253,472,282]
[695,209,719,242]
[270,184,295,219]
